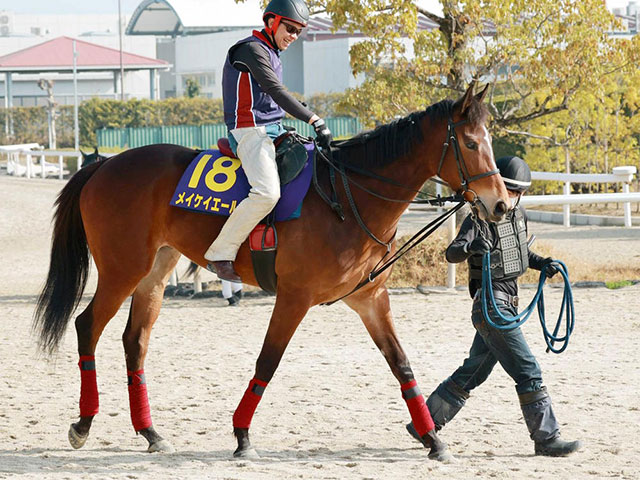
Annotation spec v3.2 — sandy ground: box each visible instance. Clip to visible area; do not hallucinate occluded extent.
[1,174,640,479]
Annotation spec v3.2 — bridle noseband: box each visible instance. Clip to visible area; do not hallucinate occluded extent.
[436,118,500,213]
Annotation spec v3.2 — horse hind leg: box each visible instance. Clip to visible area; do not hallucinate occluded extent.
[122,246,181,453]
[69,272,143,449]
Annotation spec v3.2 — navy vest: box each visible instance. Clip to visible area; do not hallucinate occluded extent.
[222,31,285,130]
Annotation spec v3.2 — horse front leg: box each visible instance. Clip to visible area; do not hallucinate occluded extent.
[343,286,453,462]
[232,293,311,458]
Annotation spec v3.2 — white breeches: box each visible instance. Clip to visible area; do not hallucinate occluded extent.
[204,126,281,261]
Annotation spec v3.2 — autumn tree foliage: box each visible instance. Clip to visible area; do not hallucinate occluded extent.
[245,0,639,181]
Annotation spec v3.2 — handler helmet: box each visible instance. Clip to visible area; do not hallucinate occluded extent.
[263,0,309,37]
[496,156,531,193]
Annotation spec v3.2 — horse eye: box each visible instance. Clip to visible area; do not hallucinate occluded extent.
[465,141,478,150]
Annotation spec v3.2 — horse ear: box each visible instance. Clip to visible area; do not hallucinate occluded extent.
[460,81,476,114]
[475,83,489,103]
[80,149,87,158]
[94,147,99,154]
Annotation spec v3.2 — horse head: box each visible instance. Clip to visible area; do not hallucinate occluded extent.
[436,82,509,222]
[80,147,108,169]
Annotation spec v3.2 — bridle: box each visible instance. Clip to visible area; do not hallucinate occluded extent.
[436,118,500,217]
[315,116,502,305]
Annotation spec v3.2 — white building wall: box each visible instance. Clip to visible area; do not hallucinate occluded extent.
[302,38,365,96]
[174,29,256,98]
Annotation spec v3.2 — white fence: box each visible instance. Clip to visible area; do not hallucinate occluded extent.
[440,166,639,287]
[1,144,82,180]
[528,166,638,227]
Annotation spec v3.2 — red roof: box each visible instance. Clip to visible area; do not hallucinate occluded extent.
[0,36,168,71]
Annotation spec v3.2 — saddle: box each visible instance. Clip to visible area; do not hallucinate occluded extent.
[217,132,309,186]
[218,133,309,294]
[171,133,316,294]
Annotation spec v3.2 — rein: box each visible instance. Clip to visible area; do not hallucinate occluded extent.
[313,116,499,305]
[322,200,465,306]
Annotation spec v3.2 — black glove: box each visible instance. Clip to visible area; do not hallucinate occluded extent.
[542,257,560,279]
[312,118,333,150]
[467,237,491,255]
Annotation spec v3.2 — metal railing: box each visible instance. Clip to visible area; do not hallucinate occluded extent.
[96,117,363,149]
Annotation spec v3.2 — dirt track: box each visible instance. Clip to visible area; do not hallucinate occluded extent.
[1,174,639,479]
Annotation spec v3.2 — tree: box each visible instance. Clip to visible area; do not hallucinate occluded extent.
[185,77,201,98]
[241,0,638,179]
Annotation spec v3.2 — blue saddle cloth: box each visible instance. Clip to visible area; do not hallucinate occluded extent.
[170,143,314,221]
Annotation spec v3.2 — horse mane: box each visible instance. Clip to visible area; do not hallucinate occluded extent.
[333,95,488,169]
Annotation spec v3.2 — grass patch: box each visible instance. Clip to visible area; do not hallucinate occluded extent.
[605,280,634,289]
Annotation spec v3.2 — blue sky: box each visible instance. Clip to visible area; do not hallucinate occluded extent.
[0,0,628,15]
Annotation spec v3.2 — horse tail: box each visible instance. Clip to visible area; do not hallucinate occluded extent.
[34,162,102,354]
[185,261,200,279]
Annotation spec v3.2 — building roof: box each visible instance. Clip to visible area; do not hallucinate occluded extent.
[305,14,440,38]
[0,36,169,73]
[126,0,262,36]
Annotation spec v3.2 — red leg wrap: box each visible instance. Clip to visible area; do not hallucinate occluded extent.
[78,355,99,417]
[128,369,152,432]
[401,379,435,437]
[232,378,268,429]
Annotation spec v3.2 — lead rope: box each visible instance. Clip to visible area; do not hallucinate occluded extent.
[323,200,465,306]
[480,253,576,354]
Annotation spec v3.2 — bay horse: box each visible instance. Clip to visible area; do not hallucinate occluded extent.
[34,83,509,460]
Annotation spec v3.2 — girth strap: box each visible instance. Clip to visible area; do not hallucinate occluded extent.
[312,147,344,221]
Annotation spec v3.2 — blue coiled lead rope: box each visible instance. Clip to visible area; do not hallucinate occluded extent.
[480,253,576,353]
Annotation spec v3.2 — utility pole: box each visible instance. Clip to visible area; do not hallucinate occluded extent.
[73,39,79,150]
[118,0,125,101]
[37,79,58,149]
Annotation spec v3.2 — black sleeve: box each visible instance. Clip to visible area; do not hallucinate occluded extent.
[520,206,548,270]
[445,215,480,263]
[230,42,315,123]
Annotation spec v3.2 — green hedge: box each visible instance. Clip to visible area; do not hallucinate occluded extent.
[0,93,354,148]
[0,97,225,148]
[0,106,74,147]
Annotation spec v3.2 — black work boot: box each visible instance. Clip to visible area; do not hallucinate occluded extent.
[407,378,469,443]
[534,437,583,457]
[519,387,582,457]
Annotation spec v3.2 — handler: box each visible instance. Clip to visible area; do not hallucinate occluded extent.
[203,0,332,282]
[408,155,582,457]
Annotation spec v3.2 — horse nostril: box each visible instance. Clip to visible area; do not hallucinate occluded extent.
[494,200,508,217]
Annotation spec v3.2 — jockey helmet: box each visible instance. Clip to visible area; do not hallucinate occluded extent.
[263,0,309,37]
[496,156,531,193]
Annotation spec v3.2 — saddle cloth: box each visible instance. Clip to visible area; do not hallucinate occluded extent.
[170,138,314,222]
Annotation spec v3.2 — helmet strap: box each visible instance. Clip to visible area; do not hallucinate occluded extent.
[265,15,282,37]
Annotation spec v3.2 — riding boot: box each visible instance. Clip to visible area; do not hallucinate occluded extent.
[519,387,582,457]
[406,378,469,445]
[206,261,241,282]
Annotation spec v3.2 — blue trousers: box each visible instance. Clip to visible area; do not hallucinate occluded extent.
[448,295,544,397]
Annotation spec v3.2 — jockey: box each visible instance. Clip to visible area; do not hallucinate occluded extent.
[408,156,583,457]
[204,0,332,282]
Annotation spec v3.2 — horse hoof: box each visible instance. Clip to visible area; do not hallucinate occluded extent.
[233,447,260,459]
[428,447,455,463]
[148,439,175,453]
[68,424,89,449]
